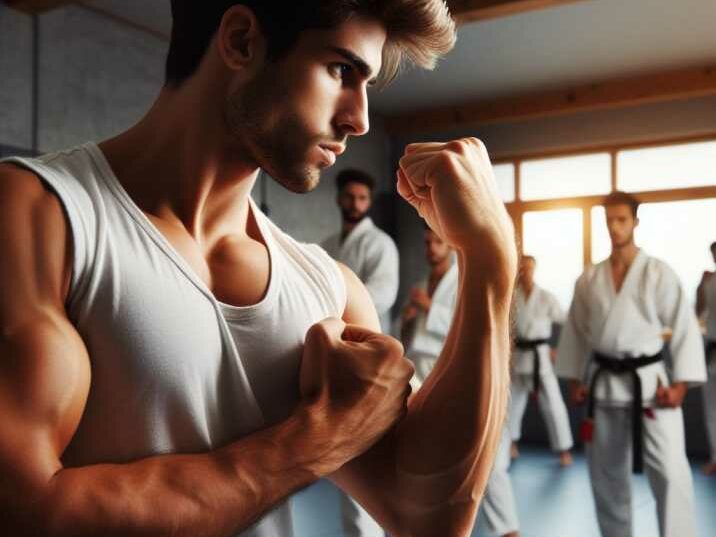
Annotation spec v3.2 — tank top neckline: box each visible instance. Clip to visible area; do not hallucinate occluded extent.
[83,141,281,321]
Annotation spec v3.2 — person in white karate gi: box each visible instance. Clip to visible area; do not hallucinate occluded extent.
[555,191,706,537]
[323,169,400,334]
[481,428,521,537]
[509,255,574,467]
[401,225,458,385]
[401,226,520,537]
[697,241,716,475]
[322,168,400,537]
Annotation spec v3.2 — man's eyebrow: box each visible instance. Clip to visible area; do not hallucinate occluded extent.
[327,46,379,85]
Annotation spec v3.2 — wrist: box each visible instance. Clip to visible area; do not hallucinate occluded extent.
[459,246,517,298]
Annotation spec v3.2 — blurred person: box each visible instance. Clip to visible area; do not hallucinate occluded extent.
[509,255,573,467]
[697,241,716,475]
[322,168,399,335]
[555,191,705,537]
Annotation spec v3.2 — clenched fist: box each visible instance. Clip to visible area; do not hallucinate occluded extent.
[299,318,414,469]
[397,138,517,274]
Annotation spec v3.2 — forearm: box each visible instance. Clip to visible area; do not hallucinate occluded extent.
[21,409,325,537]
[393,253,513,527]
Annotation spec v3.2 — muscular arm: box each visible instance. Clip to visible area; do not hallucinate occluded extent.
[333,252,513,535]
[0,166,346,537]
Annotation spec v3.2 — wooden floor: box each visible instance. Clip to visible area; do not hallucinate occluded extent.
[291,446,716,537]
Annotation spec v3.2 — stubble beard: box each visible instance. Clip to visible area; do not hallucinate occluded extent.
[341,208,368,225]
[225,66,322,194]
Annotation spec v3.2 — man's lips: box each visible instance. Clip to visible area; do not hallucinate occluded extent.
[320,143,346,156]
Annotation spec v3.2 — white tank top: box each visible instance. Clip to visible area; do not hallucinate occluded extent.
[2,143,347,537]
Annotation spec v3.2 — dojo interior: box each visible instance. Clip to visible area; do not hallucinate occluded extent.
[1,1,715,536]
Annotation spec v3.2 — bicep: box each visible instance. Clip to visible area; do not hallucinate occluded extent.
[337,262,381,332]
[0,165,90,513]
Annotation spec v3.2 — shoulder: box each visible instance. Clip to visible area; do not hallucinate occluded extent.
[365,223,398,255]
[539,286,559,305]
[643,254,680,287]
[336,262,381,331]
[576,262,599,289]
[0,164,72,306]
[0,163,68,227]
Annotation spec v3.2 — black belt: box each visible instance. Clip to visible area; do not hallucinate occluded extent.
[515,338,550,399]
[586,349,664,474]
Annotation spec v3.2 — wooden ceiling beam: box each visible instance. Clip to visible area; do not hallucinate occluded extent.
[384,65,716,135]
[2,0,76,14]
[447,0,585,24]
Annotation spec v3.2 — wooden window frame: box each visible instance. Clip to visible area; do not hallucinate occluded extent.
[498,132,716,268]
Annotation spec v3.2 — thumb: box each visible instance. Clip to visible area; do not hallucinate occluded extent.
[305,317,346,347]
[342,323,381,343]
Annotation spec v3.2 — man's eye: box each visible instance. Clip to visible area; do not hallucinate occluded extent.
[329,63,353,79]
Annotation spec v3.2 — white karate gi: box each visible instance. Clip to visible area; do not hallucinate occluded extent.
[322,217,399,333]
[701,273,716,464]
[509,285,573,452]
[481,427,520,536]
[555,249,706,537]
[404,260,458,385]
[323,217,399,537]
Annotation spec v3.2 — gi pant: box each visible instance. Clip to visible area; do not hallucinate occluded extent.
[482,430,520,536]
[509,373,573,452]
[587,405,696,537]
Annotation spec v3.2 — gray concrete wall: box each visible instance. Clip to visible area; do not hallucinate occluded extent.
[0,5,33,149]
[0,4,167,153]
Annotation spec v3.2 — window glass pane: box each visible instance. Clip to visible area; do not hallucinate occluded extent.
[592,198,716,303]
[521,153,611,201]
[493,163,515,203]
[618,141,716,192]
[523,209,584,311]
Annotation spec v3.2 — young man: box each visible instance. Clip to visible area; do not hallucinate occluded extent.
[322,169,399,335]
[555,192,705,537]
[401,226,458,385]
[401,228,520,537]
[697,241,716,475]
[0,2,518,537]
[509,255,573,467]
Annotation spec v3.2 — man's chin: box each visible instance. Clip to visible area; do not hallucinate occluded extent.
[269,165,321,194]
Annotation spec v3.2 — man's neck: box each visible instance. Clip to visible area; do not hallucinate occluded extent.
[519,280,534,297]
[98,84,260,246]
[341,218,366,240]
[610,242,639,269]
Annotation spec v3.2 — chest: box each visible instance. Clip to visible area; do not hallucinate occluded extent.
[146,214,271,307]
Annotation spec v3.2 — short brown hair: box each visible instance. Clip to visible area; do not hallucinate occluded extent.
[603,191,640,218]
[165,1,456,87]
[336,168,376,193]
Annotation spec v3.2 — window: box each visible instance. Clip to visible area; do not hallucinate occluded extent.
[523,209,584,311]
[618,140,716,192]
[592,198,716,303]
[520,153,611,201]
[493,163,516,203]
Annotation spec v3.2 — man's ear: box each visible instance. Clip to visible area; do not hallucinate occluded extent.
[215,4,264,73]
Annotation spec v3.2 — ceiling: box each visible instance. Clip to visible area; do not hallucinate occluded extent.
[78,0,716,115]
